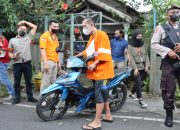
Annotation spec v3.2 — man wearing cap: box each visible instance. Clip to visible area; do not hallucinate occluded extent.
[151,5,180,127]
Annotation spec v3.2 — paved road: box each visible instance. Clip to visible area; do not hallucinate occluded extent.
[0,102,180,130]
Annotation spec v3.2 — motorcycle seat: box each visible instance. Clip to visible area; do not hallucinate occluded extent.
[79,86,94,95]
[114,70,126,77]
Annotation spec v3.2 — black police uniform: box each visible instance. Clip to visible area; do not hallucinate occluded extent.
[160,23,180,111]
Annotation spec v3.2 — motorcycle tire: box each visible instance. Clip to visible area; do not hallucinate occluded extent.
[109,83,127,112]
[36,90,68,121]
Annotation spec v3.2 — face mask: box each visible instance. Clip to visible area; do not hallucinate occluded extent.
[83,26,92,35]
[52,29,59,34]
[18,30,26,37]
[135,38,143,43]
[170,14,180,22]
[115,36,120,40]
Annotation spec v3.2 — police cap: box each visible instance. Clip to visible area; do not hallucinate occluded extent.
[167,4,180,12]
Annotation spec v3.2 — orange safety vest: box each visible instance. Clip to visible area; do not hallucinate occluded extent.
[82,30,114,80]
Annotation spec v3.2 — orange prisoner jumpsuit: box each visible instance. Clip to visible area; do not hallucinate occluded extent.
[83,30,114,80]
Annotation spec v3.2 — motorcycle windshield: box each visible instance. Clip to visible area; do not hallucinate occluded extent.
[66,57,84,68]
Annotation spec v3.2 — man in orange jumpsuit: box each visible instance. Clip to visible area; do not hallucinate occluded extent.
[76,18,114,130]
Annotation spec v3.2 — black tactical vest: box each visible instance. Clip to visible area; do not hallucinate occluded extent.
[161,22,180,63]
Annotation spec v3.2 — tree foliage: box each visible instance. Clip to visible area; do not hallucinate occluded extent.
[124,0,141,10]
[0,0,70,32]
[143,0,180,38]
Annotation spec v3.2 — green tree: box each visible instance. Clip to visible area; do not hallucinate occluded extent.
[0,0,69,32]
[143,0,180,38]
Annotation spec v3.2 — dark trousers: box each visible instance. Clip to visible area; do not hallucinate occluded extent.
[131,70,146,99]
[92,80,108,103]
[13,61,33,99]
[160,61,180,111]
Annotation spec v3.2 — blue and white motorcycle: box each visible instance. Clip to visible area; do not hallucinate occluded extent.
[36,55,132,121]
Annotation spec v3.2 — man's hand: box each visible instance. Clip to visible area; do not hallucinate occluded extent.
[12,52,21,61]
[43,63,50,73]
[17,20,27,25]
[88,62,96,70]
[134,69,139,76]
[88,60,99,70]
[145,67,149,73]
[75,52,83,58]
[18,20,37,36]
[168,50,178,60]
[174,43,180,53]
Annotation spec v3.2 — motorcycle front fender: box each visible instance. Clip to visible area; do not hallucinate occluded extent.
[41,83,68,102]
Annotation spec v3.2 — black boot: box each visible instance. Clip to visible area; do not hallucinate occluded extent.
[164,110,173,127]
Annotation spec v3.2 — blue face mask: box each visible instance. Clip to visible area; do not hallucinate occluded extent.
[115,36,120,39]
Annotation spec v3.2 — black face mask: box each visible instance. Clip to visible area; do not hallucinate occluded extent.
[18,30,26,37]
[170,14,180,22]
[115,36,120,40]
[51,29,59,34]
[131,38,144,47]
[136,38,143,43]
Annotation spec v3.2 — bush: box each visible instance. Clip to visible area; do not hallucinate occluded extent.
[143,75,150,93]
[0,85,8,97]
[175,85,180,101]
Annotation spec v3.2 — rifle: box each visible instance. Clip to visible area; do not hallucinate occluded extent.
[166,35,180,69]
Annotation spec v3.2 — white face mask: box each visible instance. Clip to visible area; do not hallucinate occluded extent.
[83,26,92,35]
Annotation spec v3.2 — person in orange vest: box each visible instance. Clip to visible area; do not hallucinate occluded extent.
[76,18,114,130]
[39,20,61,92]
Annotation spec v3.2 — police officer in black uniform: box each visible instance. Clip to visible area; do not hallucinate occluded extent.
[151,5,180,127]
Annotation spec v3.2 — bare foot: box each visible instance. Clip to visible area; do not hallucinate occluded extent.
[104,114,113,121]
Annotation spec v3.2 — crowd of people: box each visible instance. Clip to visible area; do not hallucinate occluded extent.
[0,4,179,129]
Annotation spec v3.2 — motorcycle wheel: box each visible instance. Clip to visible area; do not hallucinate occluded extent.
[109,83,127,112]
[36,90,68,121]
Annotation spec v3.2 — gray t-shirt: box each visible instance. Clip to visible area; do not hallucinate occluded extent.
[9,33,32,64]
